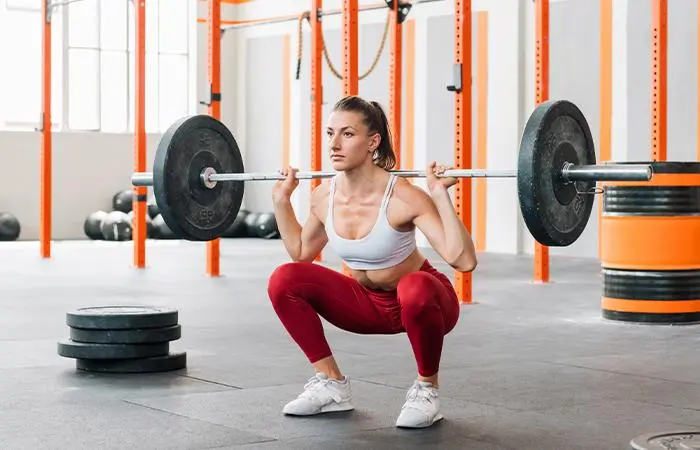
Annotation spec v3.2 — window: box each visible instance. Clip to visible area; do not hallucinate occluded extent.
[0,0,193,133]
[127,0,190,133]
[0,4,63,128]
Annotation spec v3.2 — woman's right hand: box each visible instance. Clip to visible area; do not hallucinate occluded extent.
[272,166,299,204]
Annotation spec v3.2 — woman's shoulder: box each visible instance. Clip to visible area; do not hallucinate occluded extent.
[390,176,434,211]
[310,179,331,203]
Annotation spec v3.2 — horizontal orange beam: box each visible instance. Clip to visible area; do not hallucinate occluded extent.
[196,1,387,27]
[198,0,254,4]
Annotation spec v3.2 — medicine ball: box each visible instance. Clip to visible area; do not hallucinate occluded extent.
[254,212,279,239]
[0,212,21,241]
[84,210,108,240]
[244,212,260,237]
[112,189,133,214]
[100,211,132,241]
[151,214,176,239]
[222,209,250,238]
[147,198,160,219]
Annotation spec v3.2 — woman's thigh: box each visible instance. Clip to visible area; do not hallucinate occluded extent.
[268,262,400,334]
[416,260,461,333]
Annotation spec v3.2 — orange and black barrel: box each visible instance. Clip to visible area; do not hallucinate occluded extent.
[600,162,700,324]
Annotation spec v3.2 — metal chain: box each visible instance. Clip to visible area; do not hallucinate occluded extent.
[296,9,391,81]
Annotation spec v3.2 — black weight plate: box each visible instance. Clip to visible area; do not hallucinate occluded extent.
[70,324,181,344]
[153,115,245,241]
[76,352,187,374]
[518,99,596,247]
[57,339,169,360]
[630,431,700,449]
[66,306,178,330]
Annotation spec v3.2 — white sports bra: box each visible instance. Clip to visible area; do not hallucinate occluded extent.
[325,174,417,270]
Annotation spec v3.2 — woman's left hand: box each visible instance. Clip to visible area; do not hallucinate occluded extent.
[426,161,458,193]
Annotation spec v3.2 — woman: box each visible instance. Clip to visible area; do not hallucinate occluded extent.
[267,95,477,429]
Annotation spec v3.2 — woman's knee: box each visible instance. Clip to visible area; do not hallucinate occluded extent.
[267,261,315,304]
[396,272,441,315]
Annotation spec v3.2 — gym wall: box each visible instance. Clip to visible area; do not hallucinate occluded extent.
[0,132,161,240]
[227,0,524,255]
[0,0,204,242]
[519,0,698,259]
[228,0,700,260]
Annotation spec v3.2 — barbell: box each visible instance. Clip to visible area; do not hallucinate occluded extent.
[131,99,653,245]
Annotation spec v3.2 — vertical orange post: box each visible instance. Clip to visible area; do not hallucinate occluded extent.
[311,0,324,262]
[404,19,415,174]
[475,11,488,253]
[598,0,612,257]
[40,0,52,259]
[452,0,472,303]
[343,0,359,96]
[341,0,358,275]
[534,0,549,283]
[389,1,403,168]
[206,0,222,276]
[651,0,667,162]
[133,0,147,269]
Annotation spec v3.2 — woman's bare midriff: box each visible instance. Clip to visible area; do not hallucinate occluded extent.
[348,249,427,291]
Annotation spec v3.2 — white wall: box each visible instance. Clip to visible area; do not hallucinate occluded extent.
[0,132,161,240]
[226,0,526,254]
[224,0,699,260]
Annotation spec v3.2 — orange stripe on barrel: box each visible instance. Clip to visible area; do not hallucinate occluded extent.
[600,216,700,270]
[602,298,700,314]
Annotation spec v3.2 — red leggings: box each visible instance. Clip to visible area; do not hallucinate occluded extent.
[267,259,460,376]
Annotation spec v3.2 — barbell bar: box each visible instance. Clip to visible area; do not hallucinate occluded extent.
[129,99,655,245]
[131,163,652,187]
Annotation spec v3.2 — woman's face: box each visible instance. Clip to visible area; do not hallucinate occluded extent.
[326,110,379,171]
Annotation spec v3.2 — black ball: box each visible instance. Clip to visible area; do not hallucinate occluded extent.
[100,211,132,241]
[151,214,176,239]
[112,189,133,214]
[244,212,260,237]
[147,199,160,219]
[222,209,250,238]
[84,211,108,240]
[0,212,20,241]
[254,212,279,239]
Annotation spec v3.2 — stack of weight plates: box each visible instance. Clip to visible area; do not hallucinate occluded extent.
[57,306,186,373]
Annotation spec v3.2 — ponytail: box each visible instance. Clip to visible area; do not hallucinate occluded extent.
[332,96,397,170]
[368,101,396,170]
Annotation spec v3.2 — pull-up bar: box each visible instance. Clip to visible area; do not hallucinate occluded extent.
[221,0,443,32]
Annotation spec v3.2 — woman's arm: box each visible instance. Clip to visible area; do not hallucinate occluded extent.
[408,162,477,272]
[272,168,329,262]
[411,188,477,272]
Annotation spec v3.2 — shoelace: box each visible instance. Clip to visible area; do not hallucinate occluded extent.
[299,375,343,403]
[404,382,438,405]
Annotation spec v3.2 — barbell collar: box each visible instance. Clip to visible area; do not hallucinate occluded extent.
[131,173,155,187]
[561,163,653,182]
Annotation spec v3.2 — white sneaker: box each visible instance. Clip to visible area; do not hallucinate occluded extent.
[395,380,444,428]
[282,372,354,416]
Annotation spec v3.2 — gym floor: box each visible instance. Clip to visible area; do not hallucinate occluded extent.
[3,239,699,449]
